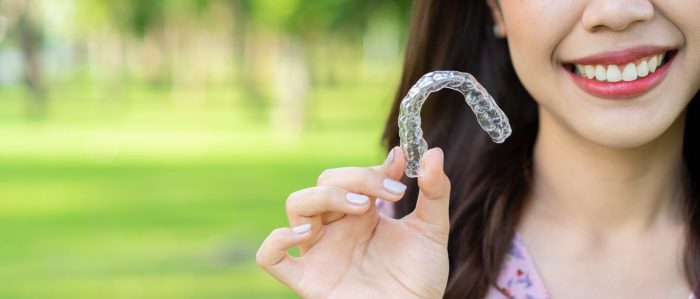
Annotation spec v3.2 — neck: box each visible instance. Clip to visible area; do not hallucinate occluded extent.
[528,109,687,235]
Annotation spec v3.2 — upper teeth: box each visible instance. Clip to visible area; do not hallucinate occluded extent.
[574,53,665,82]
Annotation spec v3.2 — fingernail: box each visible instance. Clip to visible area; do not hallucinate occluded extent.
[292,223,311,235]
[435,147,445,164]
[435,147,445,169]
[383,147,395,166]
[346,192,369,205]
[383,178,407,194]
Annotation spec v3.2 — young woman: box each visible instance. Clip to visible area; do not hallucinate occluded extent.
[256,1,700,298]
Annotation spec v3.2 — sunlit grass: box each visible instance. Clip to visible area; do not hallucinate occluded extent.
[0,78,398,298]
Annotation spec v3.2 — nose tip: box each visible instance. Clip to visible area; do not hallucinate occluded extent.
[582,0,655,32]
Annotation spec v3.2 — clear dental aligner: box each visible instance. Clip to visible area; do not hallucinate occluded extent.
[398,71,512,178]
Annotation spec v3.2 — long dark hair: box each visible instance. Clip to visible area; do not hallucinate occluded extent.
[381,1,700,298]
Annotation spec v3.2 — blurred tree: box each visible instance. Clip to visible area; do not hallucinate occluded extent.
[102,0,164,39]
[239,0,411,140]
[95,0,230,90]
[245,0,411,37]
[14,0,47,117]
[2,0,411,122]
[0,15,6,42]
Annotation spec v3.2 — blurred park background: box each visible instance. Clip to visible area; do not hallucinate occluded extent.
[0,0,411,298]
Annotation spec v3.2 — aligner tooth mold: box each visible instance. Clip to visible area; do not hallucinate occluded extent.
[398,71,512,178]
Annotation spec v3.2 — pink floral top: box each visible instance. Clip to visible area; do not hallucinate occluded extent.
[375,199,697,299]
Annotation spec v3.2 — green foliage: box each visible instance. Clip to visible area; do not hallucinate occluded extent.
[74,0,412,39]
[243,0,412,35]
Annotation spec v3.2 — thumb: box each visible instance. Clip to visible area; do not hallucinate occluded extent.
[414,147,451,233]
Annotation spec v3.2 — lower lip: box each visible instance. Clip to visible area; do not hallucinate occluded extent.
[565,55,674,99]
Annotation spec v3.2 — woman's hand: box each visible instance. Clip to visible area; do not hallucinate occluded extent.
[256,147,451,299]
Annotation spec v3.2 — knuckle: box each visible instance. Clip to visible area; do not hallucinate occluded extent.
[285,187,335,215]
[316,186,338,205]
[316,168,335,185]
[318,167,358,186]
[285,190,302,213]
[271,227,289,238]
[256,229,284,266]
[360,168,378,189]
[255,247,267,266]
[318,185,337,195]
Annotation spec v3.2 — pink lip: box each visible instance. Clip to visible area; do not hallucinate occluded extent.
[565,53,674,99]
[564,46,671,65]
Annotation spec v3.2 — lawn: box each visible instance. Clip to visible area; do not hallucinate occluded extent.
[0,80,398,298]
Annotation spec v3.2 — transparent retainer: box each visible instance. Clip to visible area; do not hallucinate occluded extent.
[398,71,512,178]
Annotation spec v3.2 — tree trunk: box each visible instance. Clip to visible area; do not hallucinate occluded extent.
[17,3,46,118]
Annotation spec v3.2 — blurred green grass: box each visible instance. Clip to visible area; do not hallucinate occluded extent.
[0,80,397,298]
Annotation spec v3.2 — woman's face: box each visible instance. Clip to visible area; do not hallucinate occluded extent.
[491,0,700,148]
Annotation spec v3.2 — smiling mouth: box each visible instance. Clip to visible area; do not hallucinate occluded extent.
[561,48,677,99]
[563,50,675,83]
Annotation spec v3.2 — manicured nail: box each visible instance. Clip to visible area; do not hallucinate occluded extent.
[383,178,407,194]
[346,192,369,205]
[434,147,444,169]
[384,147,395,166]
[292,223,311,235]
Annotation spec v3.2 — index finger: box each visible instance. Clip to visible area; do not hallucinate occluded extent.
[317,147,408,202]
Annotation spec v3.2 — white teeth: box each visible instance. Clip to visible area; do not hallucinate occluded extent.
[572,52,668,82]
[648,56,658,73]
[622,63,637,81]
[637,61,649,77]
[607,65,622,82]
[584,65,595,79]
[595,65,607,81]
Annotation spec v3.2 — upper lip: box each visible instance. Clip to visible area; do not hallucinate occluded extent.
[563,45,673,65]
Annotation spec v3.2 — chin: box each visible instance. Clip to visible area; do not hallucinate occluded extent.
[570,112,684,150]
[581,130,663,149]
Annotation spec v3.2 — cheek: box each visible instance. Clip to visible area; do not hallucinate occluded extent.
[661,2,700,92]
[500,1,582,106]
